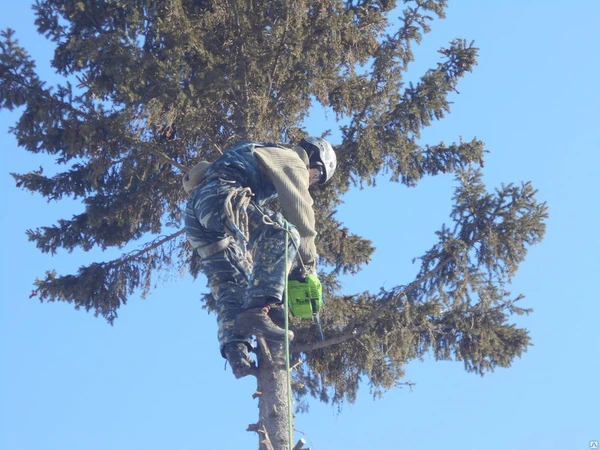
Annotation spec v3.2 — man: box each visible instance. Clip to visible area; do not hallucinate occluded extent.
[183,137,336,378]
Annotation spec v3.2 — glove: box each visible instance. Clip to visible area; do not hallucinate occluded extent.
[289,262,316,281]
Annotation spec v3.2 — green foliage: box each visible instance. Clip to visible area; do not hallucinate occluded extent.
[291,169,546,406]
[1,0,547,408]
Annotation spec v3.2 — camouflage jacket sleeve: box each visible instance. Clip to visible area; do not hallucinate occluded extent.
[253,146,318,268]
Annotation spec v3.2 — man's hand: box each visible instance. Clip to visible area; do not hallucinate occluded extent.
[289,266,306,281]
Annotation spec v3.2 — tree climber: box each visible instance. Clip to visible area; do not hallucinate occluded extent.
[183,137,337,378]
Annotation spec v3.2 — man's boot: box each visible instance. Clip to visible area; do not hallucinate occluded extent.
[223,342,256,379]
[235,305,294,342]
[267,304,286,328]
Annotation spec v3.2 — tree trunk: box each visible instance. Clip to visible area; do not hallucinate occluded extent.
[252,338,292,450]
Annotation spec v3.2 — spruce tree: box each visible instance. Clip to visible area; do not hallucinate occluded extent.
[1,1,547,449]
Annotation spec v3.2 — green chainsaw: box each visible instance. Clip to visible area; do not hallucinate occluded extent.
[287,274,325,340]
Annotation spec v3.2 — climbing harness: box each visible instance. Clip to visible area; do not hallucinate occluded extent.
[194,236,234,259]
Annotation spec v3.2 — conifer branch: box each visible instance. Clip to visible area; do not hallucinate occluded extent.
[139,140,189,172]
[3,1,547,431]
[108,229,186,268]
[293,256,454,354]
[267,1,291,97]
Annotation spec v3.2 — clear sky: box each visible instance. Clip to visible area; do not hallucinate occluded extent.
[1,1,599,450]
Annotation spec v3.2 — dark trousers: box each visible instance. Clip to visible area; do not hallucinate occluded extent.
[184,178,299,355]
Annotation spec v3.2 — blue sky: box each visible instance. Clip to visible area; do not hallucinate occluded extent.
[1,2,599,450]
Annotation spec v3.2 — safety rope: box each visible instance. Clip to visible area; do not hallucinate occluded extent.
[284,223,294,450]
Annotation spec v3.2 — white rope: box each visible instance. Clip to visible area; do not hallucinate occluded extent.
[223,186,254,271]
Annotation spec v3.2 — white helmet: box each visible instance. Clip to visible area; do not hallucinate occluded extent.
[299,136,337,184]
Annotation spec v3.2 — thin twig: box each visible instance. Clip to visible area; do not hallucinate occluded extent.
[292,438,308,450]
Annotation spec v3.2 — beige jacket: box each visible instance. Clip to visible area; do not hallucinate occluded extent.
[253,145,318,268]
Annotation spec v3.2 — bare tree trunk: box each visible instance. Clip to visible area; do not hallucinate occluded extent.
[249,338,291,450]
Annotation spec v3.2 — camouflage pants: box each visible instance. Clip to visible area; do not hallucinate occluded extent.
[184,178,300,356]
